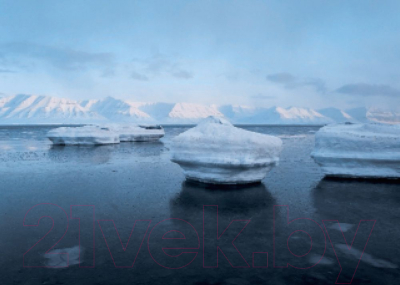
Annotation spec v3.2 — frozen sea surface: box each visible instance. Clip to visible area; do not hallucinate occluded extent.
[0,125,399,285]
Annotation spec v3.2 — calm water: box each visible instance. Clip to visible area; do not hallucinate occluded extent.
[0,125,399,285]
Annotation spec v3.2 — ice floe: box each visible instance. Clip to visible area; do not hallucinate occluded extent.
[44,246,82,268]
[308,254,334,265]
[104,124,164,142]
[312,123,400,178]
[170,116,282,184]
[328,223,354,232]
[47,126,120,145]
[335,243,397,269]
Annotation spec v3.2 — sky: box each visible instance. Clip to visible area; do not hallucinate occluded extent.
[1,0,400,110]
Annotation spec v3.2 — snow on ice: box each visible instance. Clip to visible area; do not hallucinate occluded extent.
[47,126,120,145]
[104,124,165,142]
[312,123,400,178]
[170,116,283,184]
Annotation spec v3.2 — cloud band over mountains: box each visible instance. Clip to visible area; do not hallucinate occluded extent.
[336,83,400,97]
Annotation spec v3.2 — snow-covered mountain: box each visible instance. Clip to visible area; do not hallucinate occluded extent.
[0,94,399,125]
[0,94,104,123]
[317,108,355,123]
[367,108,400,124]
[127,102,223,123]
[219,106,333,125]
[81,97,152,122]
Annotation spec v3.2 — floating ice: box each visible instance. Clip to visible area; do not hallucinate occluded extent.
[335,244,397,269]
[44,245,83,268]
[170,116,282,184]
[104,124,164,142]
[47,126,120,145]
[328,223,354,232]
[308,254,334,265]
[312,123,400,178]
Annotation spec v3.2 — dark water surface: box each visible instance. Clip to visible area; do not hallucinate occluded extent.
[0,126,399,285]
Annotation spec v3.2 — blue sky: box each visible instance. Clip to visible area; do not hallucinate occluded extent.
[1,0,400,109]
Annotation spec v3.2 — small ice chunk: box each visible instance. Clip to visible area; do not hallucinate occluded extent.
[47,126,120,145]
[328,223,354,232]
[170,116,282,184]
[311,123,400,178]
[335,243,397,269]
[308,254,334,265]
[44,245,83,268]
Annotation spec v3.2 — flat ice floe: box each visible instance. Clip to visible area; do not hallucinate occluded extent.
[312,123,400,178]
[47,126,120,145]
[170,116,282,184]
[44,246,83,268]
[104,124,164,142]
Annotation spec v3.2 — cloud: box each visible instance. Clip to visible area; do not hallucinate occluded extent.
[251,94,276,100]
[100,68,115,78]
[336,83,400,97]
[132,52,193,80]
[302,78,327,93]
[267,72,327,93]
[0,68,16,73]
[172,70,193,79]
[131,71,149,81]
[267,72,296,84]
[0,42,114,72]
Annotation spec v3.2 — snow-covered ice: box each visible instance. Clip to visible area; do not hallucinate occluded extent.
[170,116,282,184]
[312,123,400,178]
[104,124,164,142]
[47,126,120,145]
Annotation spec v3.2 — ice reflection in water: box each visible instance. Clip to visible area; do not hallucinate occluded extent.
[312,178,400,272]
[170,181,276,267]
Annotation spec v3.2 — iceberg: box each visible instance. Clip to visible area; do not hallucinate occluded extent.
[311,123,400,178]
[104,124,165,142]
[47,126,120,145]
[170,116,282,184]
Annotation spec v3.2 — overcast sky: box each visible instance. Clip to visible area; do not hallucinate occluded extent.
[1,0,400,109]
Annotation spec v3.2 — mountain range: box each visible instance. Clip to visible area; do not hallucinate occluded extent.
[0,94,399,125]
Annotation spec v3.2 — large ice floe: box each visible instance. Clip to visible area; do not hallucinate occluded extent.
[312,123,400,178]
[47,126,120,145]
[104,124,164,142]
[170,116,283,184]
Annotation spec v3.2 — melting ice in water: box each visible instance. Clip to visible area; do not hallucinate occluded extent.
[335,244,397,269]
[328,223,354,232]
[308,254,335,265]
[44,246,83,268]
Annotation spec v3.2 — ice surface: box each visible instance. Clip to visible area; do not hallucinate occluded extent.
[328,223,354,232]
[47,126,120,145]
[308,254,334,265]
[103,124,164,142]
[170,116,282,184]
[44,246,83,268]
[312,123,400,178]
[335,244,397,269]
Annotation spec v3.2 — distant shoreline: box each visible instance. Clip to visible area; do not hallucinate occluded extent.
[0,123,326,128]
